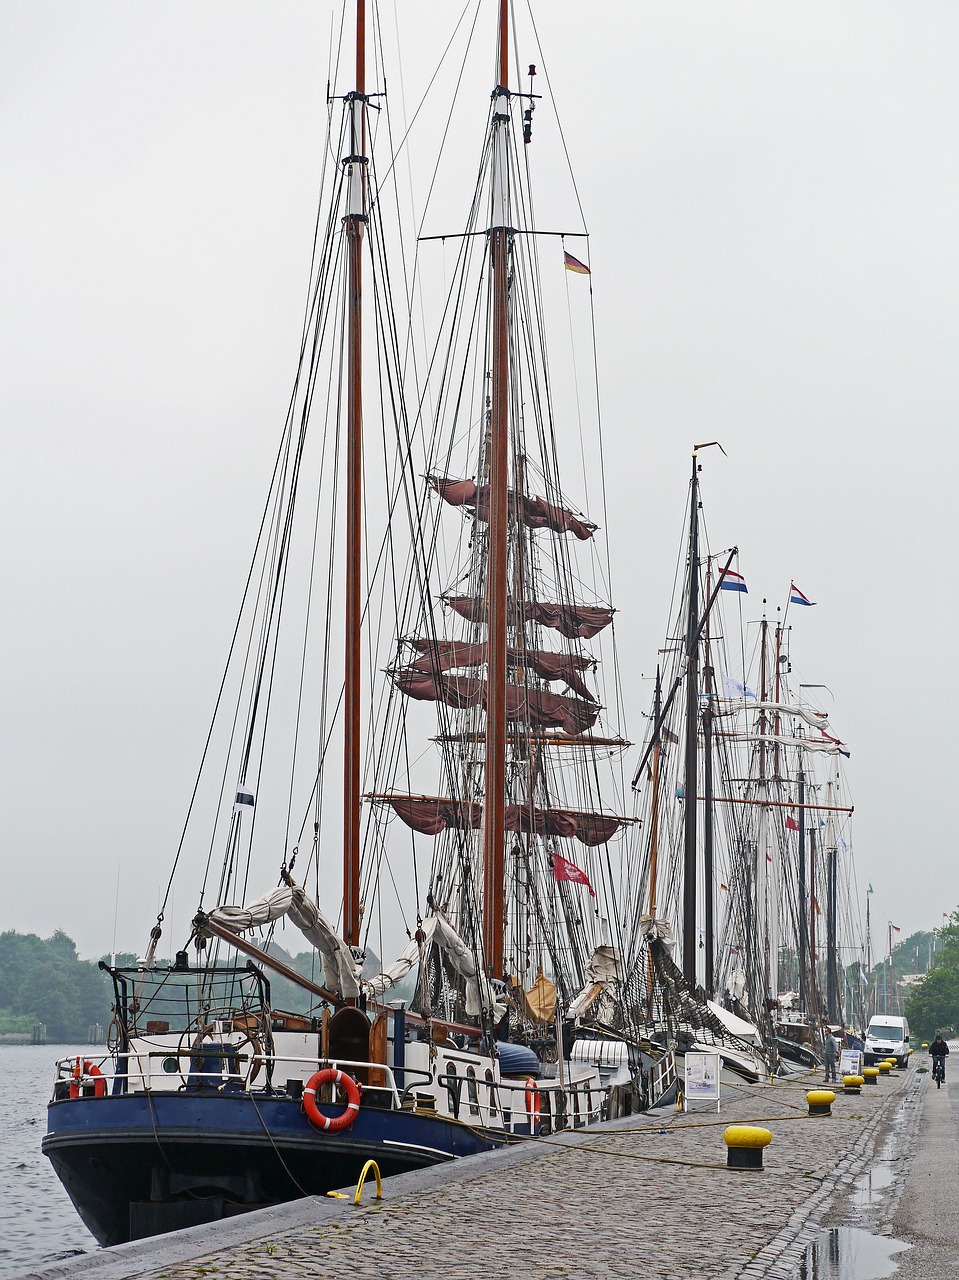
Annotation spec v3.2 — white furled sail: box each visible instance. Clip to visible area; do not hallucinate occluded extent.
[209,885,362,1000]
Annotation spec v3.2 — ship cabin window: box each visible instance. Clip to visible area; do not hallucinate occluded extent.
[466,1065,480,1116]
[484,1068,498,1118]
[445,1061,461,1118]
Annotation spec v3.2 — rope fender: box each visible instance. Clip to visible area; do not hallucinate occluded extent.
[303,1067,362,1132]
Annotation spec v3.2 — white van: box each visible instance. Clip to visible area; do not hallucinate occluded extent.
[864,1016,911,1068]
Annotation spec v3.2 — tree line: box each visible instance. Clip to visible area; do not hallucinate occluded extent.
[0,929,393,1041]
[904,911,959,1040]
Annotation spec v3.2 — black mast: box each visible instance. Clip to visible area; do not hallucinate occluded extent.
[682,450,701,987]
[797,767,807,1011]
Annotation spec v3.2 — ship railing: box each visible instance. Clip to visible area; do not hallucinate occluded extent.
[117,1051,403,1107]
[433,1068,603,1133]
[251,1055,403,1110]
[649,1049,676,1105]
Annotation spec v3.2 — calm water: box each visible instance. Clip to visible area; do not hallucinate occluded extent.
[0,1045,96,1278]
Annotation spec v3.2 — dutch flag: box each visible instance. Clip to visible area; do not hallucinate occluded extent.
[719,567,747,593]
[789,581,815,607]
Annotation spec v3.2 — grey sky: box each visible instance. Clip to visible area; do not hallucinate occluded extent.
[2,1,956,961]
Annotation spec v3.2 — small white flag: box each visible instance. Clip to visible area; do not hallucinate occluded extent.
[234,785,255,815]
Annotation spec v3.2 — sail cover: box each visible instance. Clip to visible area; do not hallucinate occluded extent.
[430,475,597,541]
[390,669,599,736]
[405,639,596,702]
[446,595,614,640]
[377,794,626,846]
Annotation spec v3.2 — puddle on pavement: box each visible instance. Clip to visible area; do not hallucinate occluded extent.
[850,1162,895,1207]
[798,1227,909,1280]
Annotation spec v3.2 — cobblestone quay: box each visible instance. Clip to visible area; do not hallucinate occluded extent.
[22,1067,921,1280]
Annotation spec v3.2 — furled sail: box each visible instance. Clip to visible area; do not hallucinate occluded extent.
[208,884,362,999]
[390,669,599,736]
[445,595,614,640]
[404,639,596,702]
[719,733,848,755]
[429,475,597,541]
[716,699,830,731]
[374,794,627,846]
[362,914,503,1017]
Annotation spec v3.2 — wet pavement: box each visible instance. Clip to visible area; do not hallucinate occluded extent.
[797,1227,908,1280]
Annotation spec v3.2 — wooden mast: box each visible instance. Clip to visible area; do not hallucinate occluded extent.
[483,0,510,978]
[343,0,367,947]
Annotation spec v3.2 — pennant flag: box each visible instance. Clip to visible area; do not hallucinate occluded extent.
[868,883,874,893]
[551,851,596,896]
[812,897,821,915]
[563,250,590,275]
[720,883,729,892]
[785,814,800,831]
[765,852,773,863]
[234,784,255,814]
[789,582,816,607]
[719,567,748,593]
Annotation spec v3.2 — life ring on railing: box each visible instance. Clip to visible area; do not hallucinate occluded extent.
[302,1068,361,1132]
[69,1058,106,1099]
[525,1077,540,1128]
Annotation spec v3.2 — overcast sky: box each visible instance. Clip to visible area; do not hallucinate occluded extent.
[2,1,957,963]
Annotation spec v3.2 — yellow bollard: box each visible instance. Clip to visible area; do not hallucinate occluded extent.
[862,1067,880,1085]
[843,1074,864,1096]
[877,1061,892,1076]
[354,1159,383,1205]
[724,1125,772,1170]
[807,1089,836,1117]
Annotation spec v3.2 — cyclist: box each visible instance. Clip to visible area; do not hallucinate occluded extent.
[930,1033,950,1085]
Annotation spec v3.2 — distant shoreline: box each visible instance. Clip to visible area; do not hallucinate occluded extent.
[0,1035,100,1046]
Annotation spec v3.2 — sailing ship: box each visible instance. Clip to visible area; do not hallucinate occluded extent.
[627,452,862,1077]
[44,0,648,1246]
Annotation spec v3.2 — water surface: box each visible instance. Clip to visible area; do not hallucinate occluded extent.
[0,1045,96,1277]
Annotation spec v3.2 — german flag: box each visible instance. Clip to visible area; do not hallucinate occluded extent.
[563,250,590,275]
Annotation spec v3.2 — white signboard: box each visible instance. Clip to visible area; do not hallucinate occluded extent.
[684,1052,721,1112]
[840,1048,863,1077]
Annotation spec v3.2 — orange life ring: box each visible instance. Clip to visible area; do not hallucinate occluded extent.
[69,1058,106,1099]
[302,1067,361,1132]
[525,1076,540,1128]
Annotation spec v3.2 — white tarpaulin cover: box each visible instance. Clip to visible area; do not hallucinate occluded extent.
[706,999,761,1045]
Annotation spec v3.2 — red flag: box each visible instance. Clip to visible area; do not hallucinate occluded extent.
[765,852,773,863]
[785,815,800,831]
[551,851,595,896]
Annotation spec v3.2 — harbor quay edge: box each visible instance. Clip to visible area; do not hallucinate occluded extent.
[17,1070,919,1280]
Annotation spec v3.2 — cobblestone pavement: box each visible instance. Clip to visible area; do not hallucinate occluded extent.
[120,1067,915,1280]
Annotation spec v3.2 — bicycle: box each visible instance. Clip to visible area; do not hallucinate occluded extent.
[932,1057,946,1088]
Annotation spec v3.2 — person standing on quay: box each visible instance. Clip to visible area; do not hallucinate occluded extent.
[823,1030,840,1083]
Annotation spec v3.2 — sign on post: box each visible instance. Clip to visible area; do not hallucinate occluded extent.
[840,1048,863,1077]
[684,1052,721,1112]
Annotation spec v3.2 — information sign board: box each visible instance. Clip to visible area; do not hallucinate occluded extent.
[684,1052,721,1112]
